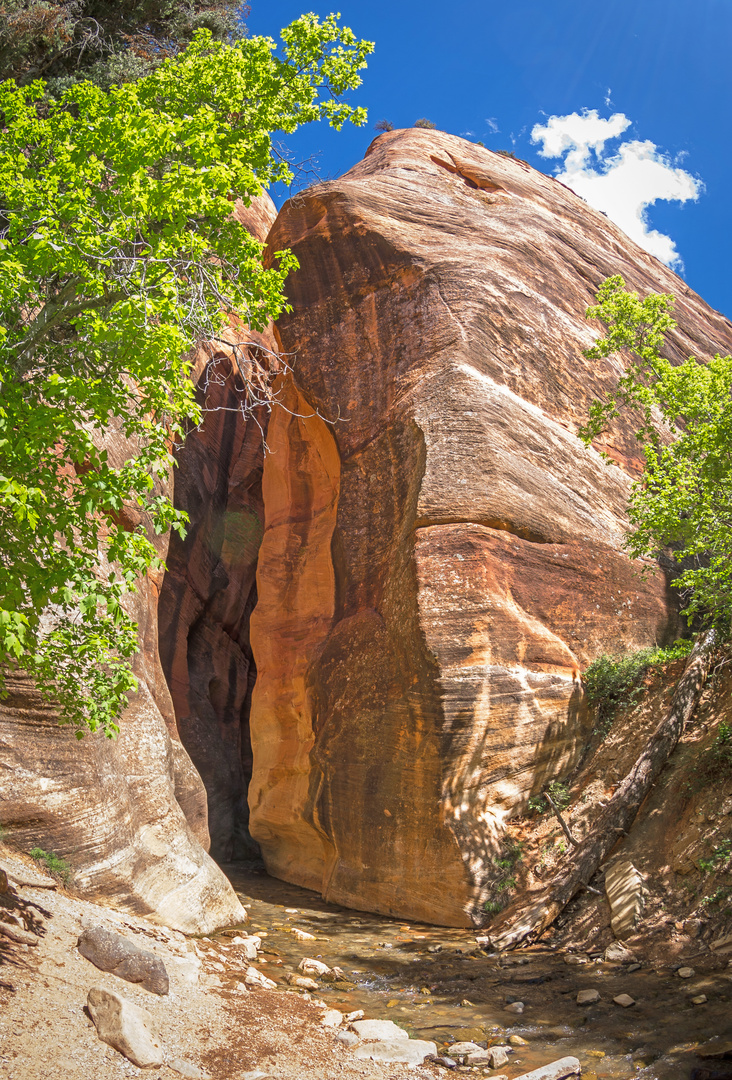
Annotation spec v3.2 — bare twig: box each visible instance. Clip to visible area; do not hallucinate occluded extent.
[544,791,579,848]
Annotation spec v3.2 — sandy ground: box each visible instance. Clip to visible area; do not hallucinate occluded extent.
[0,870,445,1080]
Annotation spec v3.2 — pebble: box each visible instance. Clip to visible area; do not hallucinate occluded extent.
[691,994,707,1005]
[321,1009,343,1028]
[291,928,316,942]
[336,1029,360,1048]
[612,993,635,1008]
[298,957,331,977]
[563,953,589,966]
[509,1035,528,1046]
[505,1001,525,1014]
[677,967,695,979]
[576,989,601,1005]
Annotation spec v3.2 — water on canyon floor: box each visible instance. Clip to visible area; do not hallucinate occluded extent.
[217,866,732,1080]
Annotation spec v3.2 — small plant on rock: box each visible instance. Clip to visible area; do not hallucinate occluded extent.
[414,117,436,129]
[374,118,394,132]
[30,847,72,885]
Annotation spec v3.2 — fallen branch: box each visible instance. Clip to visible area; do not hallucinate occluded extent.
[544,791,579,848]
[0,920,39,946]
[487,631,715,950]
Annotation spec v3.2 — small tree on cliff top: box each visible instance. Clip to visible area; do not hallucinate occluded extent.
[581,274,732,633]
[0,15,373,737]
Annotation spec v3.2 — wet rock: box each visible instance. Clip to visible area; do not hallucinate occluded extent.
[298,957,331,977]
[480,1046,510,1068]
[604,942,635,964]
[353,1038,438,1065]
[78,928,170,995]
[292,928,316,941]
[692,994,708,1005]
[613,993,635,1007]
[231,934,261,960]
[87,985,164,1068]
[350,1019,409,1042]
[321,1009,343,1028]
[285,973,319,990]
[510,1035,529,1046]
[576,989,601,1005]
[563,953,588,966]
[678,966,696,979]
[244,966,276,990]
[512,1058,581,1080]
[427,1055,457,1069]
[505,1001,525,1014]
[605,859,644,939]
[448,1041,483,1059]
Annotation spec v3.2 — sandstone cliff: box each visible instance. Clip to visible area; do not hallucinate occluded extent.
[0,195,280,933]
[245,130,732,926]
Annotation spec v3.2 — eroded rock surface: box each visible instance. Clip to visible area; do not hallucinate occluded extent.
[247,129,732,925]
[0,198,279,932]
[158,194,278,863]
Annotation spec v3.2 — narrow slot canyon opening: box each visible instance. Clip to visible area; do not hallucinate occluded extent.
[157,362,268,867]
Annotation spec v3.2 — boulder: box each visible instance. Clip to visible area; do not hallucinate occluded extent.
[77,927,169,995]
[87,985,164,1068]
[604,858,644,938]
[512,1059,581,1080]
[249,129,732,924]
[353,1038,438,1065]
[350,1019,409,1042]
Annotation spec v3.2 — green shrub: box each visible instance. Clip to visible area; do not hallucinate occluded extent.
[528,780,571,815]
[374,118,394,132]
[30,847,72,885]
[414,118,436,129]
[583,640,693,735]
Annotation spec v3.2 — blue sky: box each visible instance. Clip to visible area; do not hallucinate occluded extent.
[247,1,731,321]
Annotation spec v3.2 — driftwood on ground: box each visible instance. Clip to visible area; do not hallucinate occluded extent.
[486,631,715,951]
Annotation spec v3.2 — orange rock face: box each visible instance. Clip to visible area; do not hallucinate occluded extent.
[248,130,732,925]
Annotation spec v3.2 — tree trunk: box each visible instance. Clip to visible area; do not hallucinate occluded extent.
[485,631,715,951]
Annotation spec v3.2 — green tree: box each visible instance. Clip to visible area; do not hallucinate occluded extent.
[580,275,732,632]
[0,0,249,91]
[0,15,373,736]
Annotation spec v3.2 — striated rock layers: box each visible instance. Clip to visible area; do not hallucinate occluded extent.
[248,129,732,926]
[0,193,280,933]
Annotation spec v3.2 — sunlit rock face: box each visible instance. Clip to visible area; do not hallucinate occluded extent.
[0,449,246,935]
[248,129,732,926]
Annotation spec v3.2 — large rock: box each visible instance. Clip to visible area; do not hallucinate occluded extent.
[248,129,732,925]
[77,927,169,995]
[87,985,164,1068]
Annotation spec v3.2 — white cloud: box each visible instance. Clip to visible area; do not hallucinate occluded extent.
[604,87,612,107]
[485,117,499,134]
[531,109,702,269]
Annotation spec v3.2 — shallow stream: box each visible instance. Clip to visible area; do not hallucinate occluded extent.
[217,866,732,1080]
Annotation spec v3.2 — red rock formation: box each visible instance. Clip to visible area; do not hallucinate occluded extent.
[248,130,732,926]
[0,453,245,934]
[158,194,278,862]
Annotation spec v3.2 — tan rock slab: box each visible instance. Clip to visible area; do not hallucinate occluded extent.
[512,1059,581,1080]
[87,985,164,1068]
[352,1038,438,1065]
[350,1019,409,1042]
[613,993,636,1007]
[576,988,601,1005]
[604,859,644,939]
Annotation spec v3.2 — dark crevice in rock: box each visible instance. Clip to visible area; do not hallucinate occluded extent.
[414,516,554,545]
[158,358,268,865]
